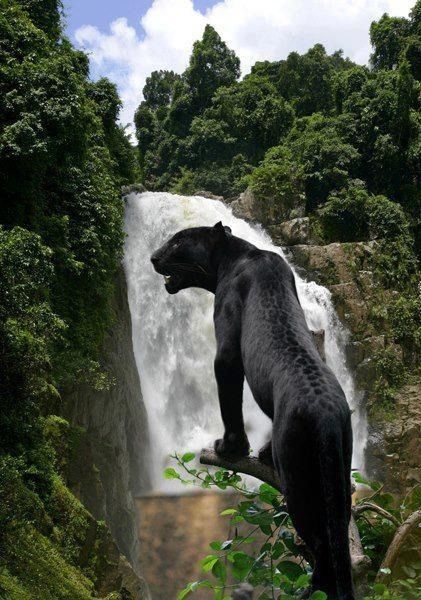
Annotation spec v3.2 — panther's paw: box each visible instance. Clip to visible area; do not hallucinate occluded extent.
[214,433,249,458]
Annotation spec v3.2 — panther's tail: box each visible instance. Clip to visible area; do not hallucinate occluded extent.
[318,426,355,600]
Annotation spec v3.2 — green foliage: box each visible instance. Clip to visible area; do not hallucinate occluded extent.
[0,2,137,596]
[387,295,421,362]
[0,0,133,393]
[319,183,411,243]
[370,347,407,415]
[167,454,421,599]
[185,25,240,112]
[168,453,316,599]
[135,3,420,250]
[370,14,411,70]
[0,457,94,599]
[249,146,305,222]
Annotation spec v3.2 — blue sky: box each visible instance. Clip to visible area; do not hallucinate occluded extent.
[65,0,414,134]
[63,0,217,39]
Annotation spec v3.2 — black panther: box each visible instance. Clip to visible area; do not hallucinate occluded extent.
[151,222,354,600]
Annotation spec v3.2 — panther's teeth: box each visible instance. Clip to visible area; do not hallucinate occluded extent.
[164,275,171,284]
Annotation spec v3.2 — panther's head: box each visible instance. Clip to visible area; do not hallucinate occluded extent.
[151,221,231,294]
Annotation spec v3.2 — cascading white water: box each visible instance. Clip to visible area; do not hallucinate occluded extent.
[124,191,367,492]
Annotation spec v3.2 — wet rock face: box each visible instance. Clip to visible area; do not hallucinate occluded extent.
[366,382,421,493]
[287,241,380,339]
[62,267,150,572]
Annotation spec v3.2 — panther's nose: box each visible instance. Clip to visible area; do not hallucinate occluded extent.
[150,252,160,267]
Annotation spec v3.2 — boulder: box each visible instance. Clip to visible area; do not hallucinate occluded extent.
[267,217,313,246]
[230,187,259,222]
[230,187,305,226]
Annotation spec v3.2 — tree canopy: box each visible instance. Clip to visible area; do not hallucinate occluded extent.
[0,0,137,501]
[135,5,420,231]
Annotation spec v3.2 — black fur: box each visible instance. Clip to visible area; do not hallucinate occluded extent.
[151,222,355,599]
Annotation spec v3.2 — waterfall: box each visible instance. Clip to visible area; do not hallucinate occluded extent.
[124,191,367,492]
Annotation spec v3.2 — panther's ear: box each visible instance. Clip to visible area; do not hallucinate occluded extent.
[213,222,231,236]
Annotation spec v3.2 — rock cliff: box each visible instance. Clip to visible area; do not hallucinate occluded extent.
[62,267,151,572]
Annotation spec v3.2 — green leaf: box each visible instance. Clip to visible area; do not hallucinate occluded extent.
[164,467,179,479]
[201,555,219,572]
[212,559,227,584]
[181,452,196,463]
[177,586,192,600]
[310,592,327,600]
[259,482,280,504]
[229,551,253,580]
[277,560,305,582]
[379,567,391,575]
[177,581,212,600]
[295,573,311,588]
[220,508,238,516]
[210,541,222,551]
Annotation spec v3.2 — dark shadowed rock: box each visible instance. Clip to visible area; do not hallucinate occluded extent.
[63,267,150,573]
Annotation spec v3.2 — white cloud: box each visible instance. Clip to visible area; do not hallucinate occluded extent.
[74,0,414,134]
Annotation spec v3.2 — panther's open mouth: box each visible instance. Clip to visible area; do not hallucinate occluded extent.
[162,272,182,294]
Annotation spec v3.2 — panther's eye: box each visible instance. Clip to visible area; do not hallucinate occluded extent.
[172,242,180,250]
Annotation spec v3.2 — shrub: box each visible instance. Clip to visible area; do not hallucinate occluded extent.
[249,146,305,222]
[319,183,411,243]
[366,195,410,239]
[318,182,370,242]
[387,295,421,362]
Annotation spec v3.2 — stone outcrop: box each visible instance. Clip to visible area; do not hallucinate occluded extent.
[287,241,379,338]
[230,187,305,226]
[266,217,314,246]
[230,188,260,222]
[366,381,421,494]
[62,267,150,573]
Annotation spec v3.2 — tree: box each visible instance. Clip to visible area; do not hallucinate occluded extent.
[185,25,240,113]
[370,13,410,70]
[17,0,63,39]
[287,114,360,210]
[143,70,181,111]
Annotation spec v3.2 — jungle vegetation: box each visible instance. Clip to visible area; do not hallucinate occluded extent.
[0,0,137,596]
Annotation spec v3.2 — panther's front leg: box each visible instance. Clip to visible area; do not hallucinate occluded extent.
[258,439,275,467]
[213,351,249,457]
